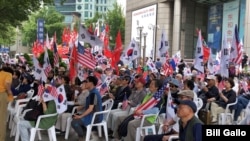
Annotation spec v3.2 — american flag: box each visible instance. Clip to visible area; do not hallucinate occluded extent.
[99,82,108,96]
[43,49,52,77]
[134,82,168,117]
[53,42,60,67]
[231,25,243,65]
[161,61,173,76]
[50,85,58,98]
[77,42,96,69]
[122,93,128,110]
[37,83,45,96]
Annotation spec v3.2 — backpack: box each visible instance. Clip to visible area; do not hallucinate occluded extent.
[117,114,135,137]
[23,100,44,121]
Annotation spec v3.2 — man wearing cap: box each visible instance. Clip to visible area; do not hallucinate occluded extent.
[108,76,147,136]
[176,100,203,141]
[109,75,132,109]
[144,90,197,141]
[198,75,219,109]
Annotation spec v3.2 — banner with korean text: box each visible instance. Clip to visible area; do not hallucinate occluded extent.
[222,0,239,47]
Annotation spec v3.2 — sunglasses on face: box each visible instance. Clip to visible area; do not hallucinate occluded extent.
[170,85,177,88]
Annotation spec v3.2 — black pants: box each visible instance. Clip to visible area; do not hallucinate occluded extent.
[143,130,178,141]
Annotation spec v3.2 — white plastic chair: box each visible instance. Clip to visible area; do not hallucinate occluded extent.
[218,99,238,125]
[195,98,203,117]
[64,106,79,139]
[169,135,179,141]
[85,99,114,141]
[135,114,158,141]
[15,113,58,141]
[7,89,34,128]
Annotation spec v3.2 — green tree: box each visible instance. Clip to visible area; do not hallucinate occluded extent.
[0,0,58,35]
[0,24,16,46]
[21,6,65,46]
[105,2,125,49]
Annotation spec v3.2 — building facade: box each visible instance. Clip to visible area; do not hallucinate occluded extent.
[55,0,116,24]
[125,0,250,60]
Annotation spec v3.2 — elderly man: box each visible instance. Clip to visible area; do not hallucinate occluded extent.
[108,76,147,136]
[176,100,203,141]
[144,90,196,141]
[198,75,219,109]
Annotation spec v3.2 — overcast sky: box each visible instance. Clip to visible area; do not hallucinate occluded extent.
[117,0,126,15]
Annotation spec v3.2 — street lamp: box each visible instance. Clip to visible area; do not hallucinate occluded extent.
[142,32,148,67]
[148,24,159,61]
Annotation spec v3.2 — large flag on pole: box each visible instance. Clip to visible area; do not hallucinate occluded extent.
[77,42,96,69]
[220,33,230,78]
[230,24,240,63]
[78,25,103,47]
[42,49,52,82]
[53,33,60,67]
[120,38,140,65]
[32,56,43,80]
[207,48,214,74]
[166,90,175,121]
[158,29,169,63]
[194,30,204,73]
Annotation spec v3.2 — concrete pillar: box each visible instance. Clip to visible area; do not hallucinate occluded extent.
[172,0,181,56]
[244,0,250,55]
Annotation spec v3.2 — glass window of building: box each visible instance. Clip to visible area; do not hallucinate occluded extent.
[90,4,92,9]
[90,12,92,17]
[85,0,88,2]
[96,7,98,11]
[100,6,102,11]
[78,0,82,2]
[85,11,88,17]
[96,0,98,4]
[104,0,106,4]
[77,5,82,10]
[85,4,88,9]
[101,0,103,4]
[104,7,106,11]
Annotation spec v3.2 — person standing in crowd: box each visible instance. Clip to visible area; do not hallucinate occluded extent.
[0,66,13,141]
[176,100,203,141]
[155,58,162,72]
[71,76,103,141]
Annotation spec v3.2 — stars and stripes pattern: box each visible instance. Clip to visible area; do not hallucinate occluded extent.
[50,85,58,98]
[134,82,168,117]
[77,42,96,69]
[37,83,45,96]
[231,24,243,65]
[53,41,60,67]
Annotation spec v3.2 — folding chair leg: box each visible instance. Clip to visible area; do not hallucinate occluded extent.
[38,130,42,140]
[30,129,36,141]
[98,126,102,137]
[65,117,72,140]
[49,126,57,141]
[15,125,20,141]
[85,126,92,141]
[103,124,108,141]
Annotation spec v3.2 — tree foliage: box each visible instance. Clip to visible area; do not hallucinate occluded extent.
[0,24,16,46]
[84,2,125,49]
[105,2,125,49]
[0,0,57,37]
[21,6,65,46]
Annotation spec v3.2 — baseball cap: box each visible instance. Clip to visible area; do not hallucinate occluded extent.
[178,90,194,99]
[178,100,197,113]
[169,78,180,87]
[136,77,146,85]
[207,75,216,81]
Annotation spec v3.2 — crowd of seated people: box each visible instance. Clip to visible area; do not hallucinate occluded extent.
[3,61,250,141]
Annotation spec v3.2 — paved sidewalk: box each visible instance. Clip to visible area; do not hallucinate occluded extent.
[6,126,107,141]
